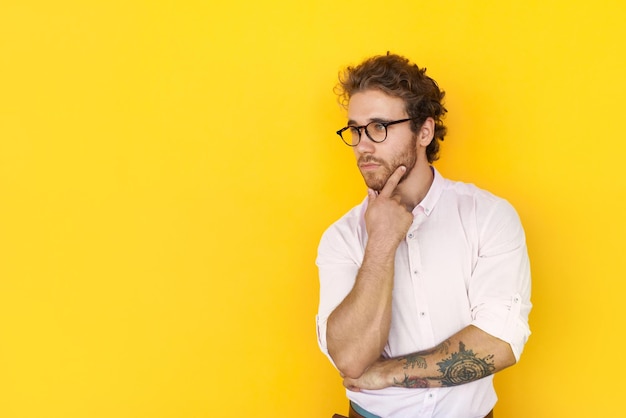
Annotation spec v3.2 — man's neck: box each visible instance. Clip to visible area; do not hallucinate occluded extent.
[395,162,434,213]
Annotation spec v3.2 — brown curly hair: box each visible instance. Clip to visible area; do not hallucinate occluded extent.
[336,53,447,163]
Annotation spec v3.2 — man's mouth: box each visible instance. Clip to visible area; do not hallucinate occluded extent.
[358,158,383,170]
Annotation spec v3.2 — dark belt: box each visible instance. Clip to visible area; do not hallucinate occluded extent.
[333,402,494,418]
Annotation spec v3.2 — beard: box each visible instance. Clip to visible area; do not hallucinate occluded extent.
[357,138,418,192]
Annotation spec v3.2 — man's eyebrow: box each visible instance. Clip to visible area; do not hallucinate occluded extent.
[347,117,391,125]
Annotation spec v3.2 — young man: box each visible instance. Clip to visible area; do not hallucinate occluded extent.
[316,54,531,418]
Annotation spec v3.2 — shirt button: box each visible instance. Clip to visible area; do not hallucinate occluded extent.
[420,312,426,317]
[408,233,414,239]
[413,270,418,275]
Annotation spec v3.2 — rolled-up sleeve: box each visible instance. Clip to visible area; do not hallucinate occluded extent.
[469,200,532,361]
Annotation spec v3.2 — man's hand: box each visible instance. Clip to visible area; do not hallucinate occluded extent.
[364,166,414,249]
[342,357,393,392]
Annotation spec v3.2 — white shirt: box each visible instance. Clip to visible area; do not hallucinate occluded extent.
[316,168,531,418]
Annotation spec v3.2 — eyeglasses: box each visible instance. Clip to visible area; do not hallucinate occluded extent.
[336,118,418,147]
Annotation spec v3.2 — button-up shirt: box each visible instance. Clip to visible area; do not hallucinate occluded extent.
[316,168,531,418]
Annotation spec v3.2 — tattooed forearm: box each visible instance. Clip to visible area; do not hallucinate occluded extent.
[403,354,427,369]
[393,374,430,388]
[436,342,495,387]
[392,341,496,389]
[400,340,451,370]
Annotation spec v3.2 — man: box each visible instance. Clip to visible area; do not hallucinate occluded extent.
[316,53,531,418]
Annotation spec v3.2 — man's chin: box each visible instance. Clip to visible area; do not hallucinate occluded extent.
[363,169,410,192]
[362,174,387,192]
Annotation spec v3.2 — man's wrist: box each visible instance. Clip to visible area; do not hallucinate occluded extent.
[383,358,399,388]
[387,357,432,389]
[364,239,401,261]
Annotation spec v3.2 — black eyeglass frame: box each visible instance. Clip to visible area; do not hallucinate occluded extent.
[335,117,420,147]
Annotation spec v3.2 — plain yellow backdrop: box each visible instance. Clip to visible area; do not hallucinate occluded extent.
[1,1,625,417]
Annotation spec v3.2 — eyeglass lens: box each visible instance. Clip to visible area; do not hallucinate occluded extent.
[345,122,387,145]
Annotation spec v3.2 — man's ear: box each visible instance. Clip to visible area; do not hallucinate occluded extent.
[417,117,435,147]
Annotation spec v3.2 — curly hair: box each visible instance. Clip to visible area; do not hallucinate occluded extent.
[336,53,447,163]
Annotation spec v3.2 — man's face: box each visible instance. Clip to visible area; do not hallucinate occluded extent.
[347,89,418,192]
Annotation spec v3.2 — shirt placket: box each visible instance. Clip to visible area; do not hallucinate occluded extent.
[406,208,437,417]
[406,208,435,347]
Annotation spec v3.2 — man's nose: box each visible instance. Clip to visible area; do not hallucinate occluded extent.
[355,130,376,153]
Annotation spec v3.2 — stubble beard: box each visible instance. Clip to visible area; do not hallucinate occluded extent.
[359,141,418,192]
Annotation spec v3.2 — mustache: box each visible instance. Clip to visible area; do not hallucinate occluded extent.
[358,156,386,165]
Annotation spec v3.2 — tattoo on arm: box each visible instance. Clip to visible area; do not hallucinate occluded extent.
[400,340,451,370]
[393,374,430,388]
[403,354,427,370]
[437,342,495,387]
[392,341,495,388]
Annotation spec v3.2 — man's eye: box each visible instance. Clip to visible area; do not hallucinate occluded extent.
[372,123,386,132]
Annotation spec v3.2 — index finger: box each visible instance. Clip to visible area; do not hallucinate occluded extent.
[379,165,406,197]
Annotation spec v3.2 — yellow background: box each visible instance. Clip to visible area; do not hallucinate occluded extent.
[1,1,625,417]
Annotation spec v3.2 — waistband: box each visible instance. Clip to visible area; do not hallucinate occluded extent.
[350,401,493,418]
[350,401,381,418]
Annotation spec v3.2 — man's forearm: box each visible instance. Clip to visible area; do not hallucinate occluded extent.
[326,246,396,379]
[390,326,510,389]
[327,166,415,378]
[342,325,516,391]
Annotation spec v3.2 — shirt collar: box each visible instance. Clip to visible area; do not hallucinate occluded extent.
[413,166,445,217]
